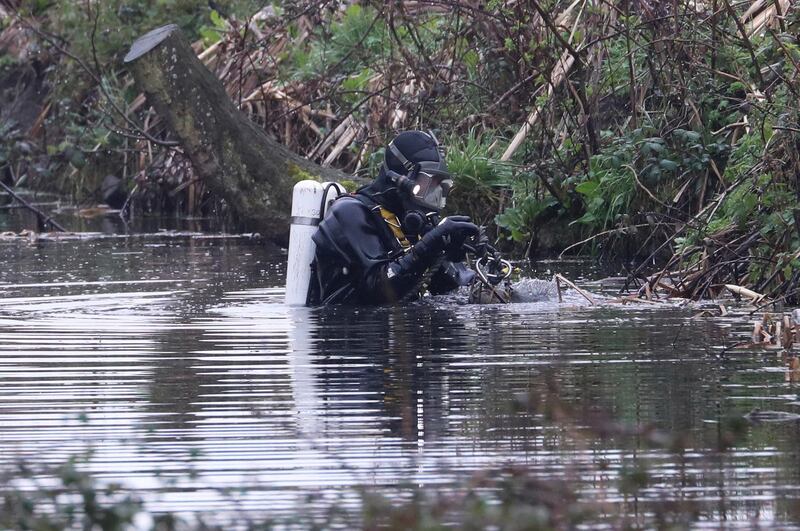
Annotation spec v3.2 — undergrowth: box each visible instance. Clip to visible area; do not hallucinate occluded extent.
[1,0,800,297]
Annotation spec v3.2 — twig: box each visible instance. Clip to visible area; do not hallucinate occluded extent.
[626,164,672,211]
[0,181,67,232]
[555,274,596,305]
[559,224,651,258]
[529,0,584,66]
[119,183,138,222]
[554,274,563,303]
[724,283,765,303]
[721,0,765,87]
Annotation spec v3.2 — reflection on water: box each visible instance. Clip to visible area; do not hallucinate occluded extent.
[1,237,800,526]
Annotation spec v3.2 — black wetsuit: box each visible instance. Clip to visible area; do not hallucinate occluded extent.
[309,193,473,305]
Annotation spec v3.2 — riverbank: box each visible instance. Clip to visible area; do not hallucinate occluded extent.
[1,1,799,301]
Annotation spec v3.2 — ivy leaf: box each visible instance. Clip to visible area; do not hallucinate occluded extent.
[575,180,599,196]
[659,159,679,172]
[210,9,225,28]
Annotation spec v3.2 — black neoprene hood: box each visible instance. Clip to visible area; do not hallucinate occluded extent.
[384,131,448,175]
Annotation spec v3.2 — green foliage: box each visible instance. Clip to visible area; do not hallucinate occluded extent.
[1,457,142,530]
[563,125,734,239]
[572,135,637,230]
[496,194,557,242]
[444,129,513,226]
[598,28,646,96]
[447,129,512,190]
[42,1,200,70]
[199,9,227,46]
[288,4,387,81]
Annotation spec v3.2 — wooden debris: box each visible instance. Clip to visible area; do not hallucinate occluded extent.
[724,284,765,303]
[0,181,66,232]
[787,355,800,383]
[741,0,790,35]
[748,312,799,350]
[554,275,564,303]
[783,316,794,350]
[554,274,596,305]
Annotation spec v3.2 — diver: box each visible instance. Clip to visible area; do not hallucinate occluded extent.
[308,130,484,305]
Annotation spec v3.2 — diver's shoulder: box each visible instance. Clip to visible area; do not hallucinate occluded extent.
[327,194,374,216]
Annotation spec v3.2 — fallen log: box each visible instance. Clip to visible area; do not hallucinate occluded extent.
[123,24,349,242]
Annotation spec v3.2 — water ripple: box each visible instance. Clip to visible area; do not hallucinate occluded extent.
[1,239,799,527]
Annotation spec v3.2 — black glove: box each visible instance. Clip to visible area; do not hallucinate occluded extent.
[394,216,479,274]
[435,217,480,261]
[432,216,480,254]
[471,226,492,258]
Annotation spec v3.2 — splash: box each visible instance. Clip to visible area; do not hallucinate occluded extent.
[510,277,559,303]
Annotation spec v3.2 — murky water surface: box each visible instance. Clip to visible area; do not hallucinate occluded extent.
[1,235,800,527]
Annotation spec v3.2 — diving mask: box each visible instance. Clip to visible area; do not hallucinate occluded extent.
[410,163,454,210]
[385,137,453,211]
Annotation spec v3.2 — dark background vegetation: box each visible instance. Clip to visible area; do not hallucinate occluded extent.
[1,0,800,299]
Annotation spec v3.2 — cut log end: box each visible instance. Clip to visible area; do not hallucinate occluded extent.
[124,24,179,63]
[125,24,349,241]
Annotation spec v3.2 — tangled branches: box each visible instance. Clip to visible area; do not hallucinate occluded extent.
[2,0,799,302]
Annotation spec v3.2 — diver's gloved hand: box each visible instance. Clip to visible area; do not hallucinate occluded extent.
[432,216,480,254]
[444,222,486,261]
[457,225,499,261]
[394,216,479,274]
[471,226,492,258]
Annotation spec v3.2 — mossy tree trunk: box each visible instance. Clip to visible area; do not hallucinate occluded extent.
[124,24,347,242]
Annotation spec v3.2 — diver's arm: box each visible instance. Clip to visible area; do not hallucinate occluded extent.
[363,216,479,302]
[316,199,478,304]
[428,261,476,295]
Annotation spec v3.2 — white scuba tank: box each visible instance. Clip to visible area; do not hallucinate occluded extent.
[285,180,346,306]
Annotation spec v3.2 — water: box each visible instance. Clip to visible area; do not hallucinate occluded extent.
[1,235,800,528]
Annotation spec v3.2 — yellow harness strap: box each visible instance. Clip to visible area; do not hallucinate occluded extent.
[377,207,411,250]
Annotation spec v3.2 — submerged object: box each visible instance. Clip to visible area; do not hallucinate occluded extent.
[469,278,513,304]
[468,255,514,304]
[285,180,345,306]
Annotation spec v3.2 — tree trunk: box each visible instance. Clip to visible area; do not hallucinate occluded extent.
[124,24,348,242]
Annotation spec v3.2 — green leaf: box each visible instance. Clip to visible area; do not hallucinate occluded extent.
[210,9,225,28]
[575,180,599,196]
[685,131,701,143]
[69,150,85,168]
[199,27,221,45]
[462,49,479,71]
[659,159,678,172]
[573,211,598,225]
[643,140,665,155]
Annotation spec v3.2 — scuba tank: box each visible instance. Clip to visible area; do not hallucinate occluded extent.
[285,180,346,306]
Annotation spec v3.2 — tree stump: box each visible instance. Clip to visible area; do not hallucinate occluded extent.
[124,24,347,242]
